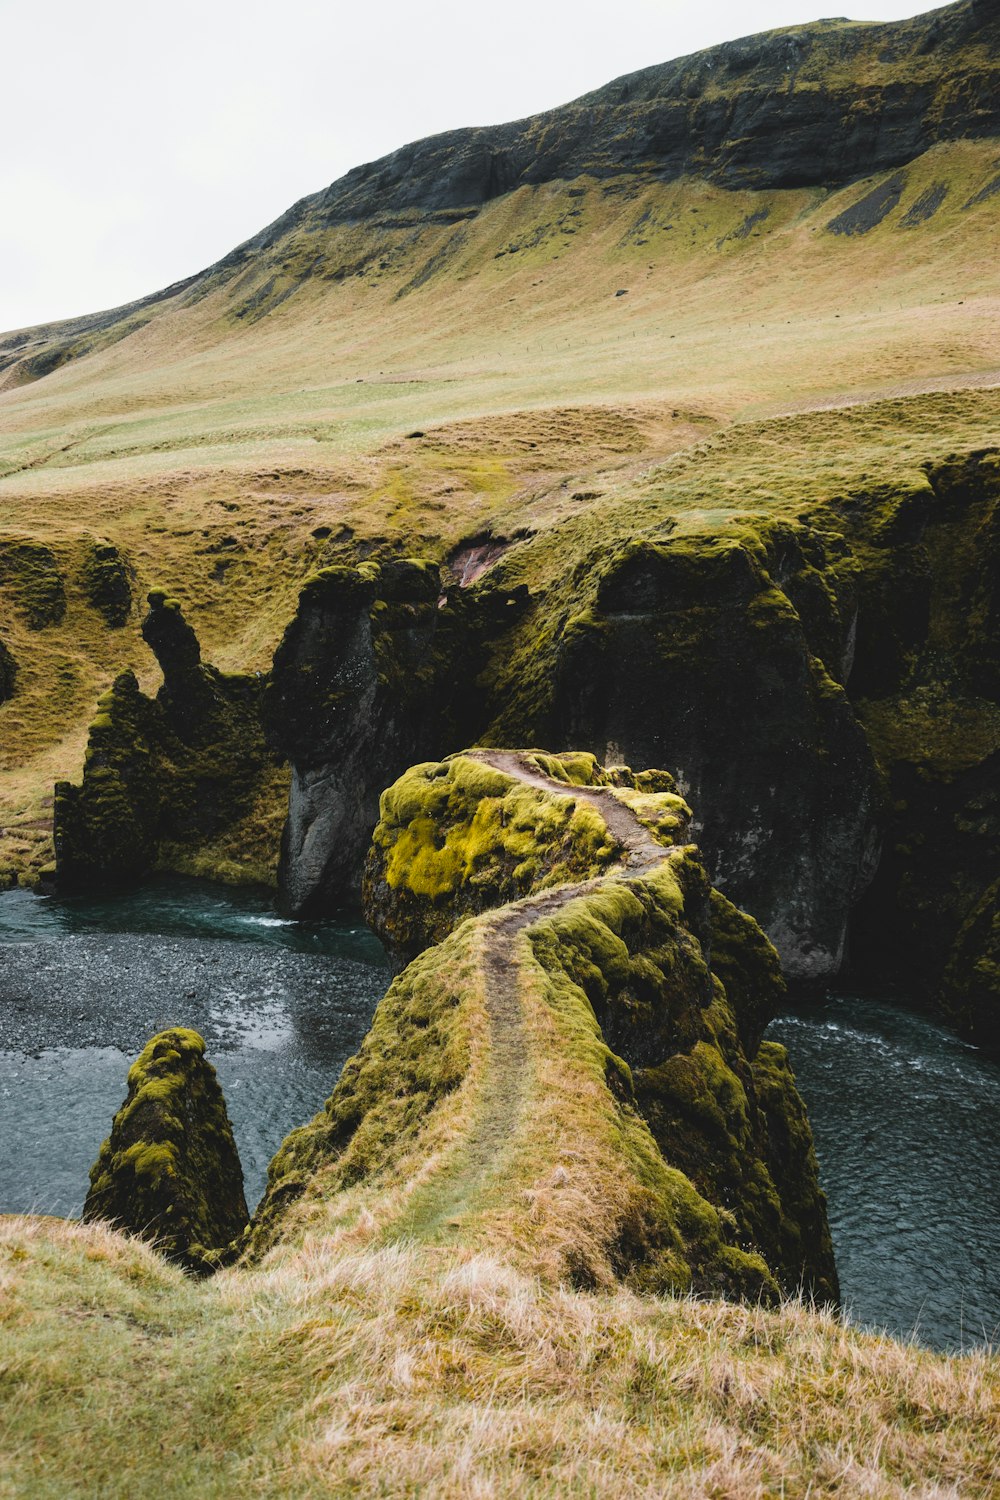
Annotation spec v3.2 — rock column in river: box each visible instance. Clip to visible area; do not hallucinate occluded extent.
[83,1028,249,1272]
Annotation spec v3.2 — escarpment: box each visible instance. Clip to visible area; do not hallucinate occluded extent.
[1,0,996,387]
[53,435,1000,1045]
[252,751,836,1303]
[83,1028,249,1273]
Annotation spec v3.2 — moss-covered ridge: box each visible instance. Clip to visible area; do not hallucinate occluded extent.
[252,750,836,1305]
[363,750,689,966]
[83,1028,249,1274]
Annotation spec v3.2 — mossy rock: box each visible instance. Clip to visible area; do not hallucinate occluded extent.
[83,1028,248,1273]
[0,538,65,629]
[363,752,626,965]
[0,636,16,702]
[55,596,272,888]
[80,539,133,627]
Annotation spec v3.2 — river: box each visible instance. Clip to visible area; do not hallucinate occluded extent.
[0,879,389,1217]
[1,883,997,1351]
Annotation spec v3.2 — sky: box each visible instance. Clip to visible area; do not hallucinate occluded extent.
[0,0,929,333]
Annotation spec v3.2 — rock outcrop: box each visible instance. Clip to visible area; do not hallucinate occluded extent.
[54,591,271,885]
[266,559,526,916]
[0,539,65,630]
[363,751,687,968]
[83,1028,248,1272]
[79,539,133,628]
[254,751,837,1305]
[0,636,16,702]
[846,450,1000,1039]
[544,529,880,979]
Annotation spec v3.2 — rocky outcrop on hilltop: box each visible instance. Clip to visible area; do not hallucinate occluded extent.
[255,750,836,1303]
[83,1028,248,1272]
[54,591,271,884]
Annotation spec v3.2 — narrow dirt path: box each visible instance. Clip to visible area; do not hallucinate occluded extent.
[420,751,676,1240]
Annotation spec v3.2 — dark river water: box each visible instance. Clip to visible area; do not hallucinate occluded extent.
[768,993,1000,1353]
[0,880,389,1217]
[1,882,997,1351]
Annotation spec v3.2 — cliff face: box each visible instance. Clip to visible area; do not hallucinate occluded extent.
[54,592,274,887]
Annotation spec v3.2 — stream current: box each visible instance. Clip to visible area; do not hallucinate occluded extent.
[0,881,997,1351]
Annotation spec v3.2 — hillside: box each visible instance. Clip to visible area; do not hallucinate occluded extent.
[3,2,1000,1494]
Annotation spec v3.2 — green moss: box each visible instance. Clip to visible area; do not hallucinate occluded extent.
[364,753,621,962]
[80,539,133,628]
[55,596,273,889]
[83,1028,249,1273]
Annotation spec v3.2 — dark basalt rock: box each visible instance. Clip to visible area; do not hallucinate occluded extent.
[83,1028,248,1273]
[546,532,880,980]
[848,450,1000,1035]
[54,592,270,885]
[940,879,1000,1048]
[266,560,527,917]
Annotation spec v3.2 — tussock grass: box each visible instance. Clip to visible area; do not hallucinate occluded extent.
[2,1215,998,1498]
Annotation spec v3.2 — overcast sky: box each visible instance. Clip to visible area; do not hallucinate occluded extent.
[1,0,928,333]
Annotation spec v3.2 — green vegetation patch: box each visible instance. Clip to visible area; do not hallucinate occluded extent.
[364,753,621,962]
[83,1028,249,1273]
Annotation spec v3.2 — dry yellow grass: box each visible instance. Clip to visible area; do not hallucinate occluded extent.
[2,1215,998,1499]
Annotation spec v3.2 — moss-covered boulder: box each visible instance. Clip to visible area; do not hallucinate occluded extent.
[83,1028,248,1272]
[80,539,133,627]
[55,591,271,886]
[363,750,689,966]
[0,538,65,629]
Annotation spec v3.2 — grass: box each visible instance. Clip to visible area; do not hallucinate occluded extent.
[2,1216,999,1499]
[0,92,998,1496]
